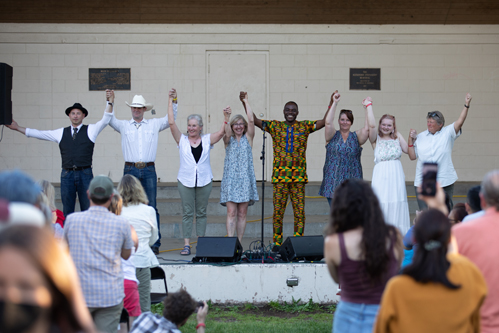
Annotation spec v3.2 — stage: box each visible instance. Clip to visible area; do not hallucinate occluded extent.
[151,237,340,304]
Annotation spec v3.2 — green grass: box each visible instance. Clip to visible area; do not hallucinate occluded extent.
[150,299,335,332]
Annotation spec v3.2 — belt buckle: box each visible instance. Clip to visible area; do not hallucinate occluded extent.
[135,162,146,169]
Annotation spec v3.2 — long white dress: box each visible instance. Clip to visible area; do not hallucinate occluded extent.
[371,136,410,235]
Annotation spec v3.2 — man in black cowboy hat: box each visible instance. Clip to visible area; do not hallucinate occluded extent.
[7,90,114,217]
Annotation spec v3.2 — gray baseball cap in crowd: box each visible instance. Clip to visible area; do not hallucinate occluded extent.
[89,175,114,199]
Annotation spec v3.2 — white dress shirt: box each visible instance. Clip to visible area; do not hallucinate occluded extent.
[121,203,159,268]
[109,103,178,163]
[177,134,213,188]
[25,105,112,143]
[414,122,461,187]
[462,210,485,223]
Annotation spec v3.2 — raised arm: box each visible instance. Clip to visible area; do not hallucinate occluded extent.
[407,129,417,160]
[397,131,409,154]
[454,93,472,134]
[87,90,115,142]
[6,119,26,135]
[241,92,263,130]
[316,90,336,131]
[105,89,114,113]
[241,92,255,145]
[325,92,340,142]
[210,107,231,145]
[356,106,370,146]
[223,112,233,147]
[363,97,377,145]
[168,88,182,145]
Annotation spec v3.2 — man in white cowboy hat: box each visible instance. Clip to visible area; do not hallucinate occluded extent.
[109,89,178,254]
[6,90,114,217]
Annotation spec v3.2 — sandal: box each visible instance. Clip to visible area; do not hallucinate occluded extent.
[180,245,191,255]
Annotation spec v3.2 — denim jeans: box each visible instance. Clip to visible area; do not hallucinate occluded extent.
[332,301,380,333]
[60,168,93,217]
[124,164,161,247]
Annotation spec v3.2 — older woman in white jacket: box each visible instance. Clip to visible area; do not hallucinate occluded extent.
[118,174,159,313]
[167,88,230,255]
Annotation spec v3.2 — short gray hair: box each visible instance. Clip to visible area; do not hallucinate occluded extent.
[481,170,499,210]
[426,111,445,127]
[187,114,203,135]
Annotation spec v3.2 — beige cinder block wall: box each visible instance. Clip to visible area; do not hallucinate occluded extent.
[0,24,497,183]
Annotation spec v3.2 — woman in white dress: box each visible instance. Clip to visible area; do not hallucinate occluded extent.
[366,97,410,235]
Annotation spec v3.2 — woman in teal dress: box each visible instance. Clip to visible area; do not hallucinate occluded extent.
[319,92,373,205]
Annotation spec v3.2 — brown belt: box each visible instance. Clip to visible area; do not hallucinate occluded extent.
[125,162,155,169]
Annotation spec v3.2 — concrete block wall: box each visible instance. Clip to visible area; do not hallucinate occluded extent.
[0,24,498,184]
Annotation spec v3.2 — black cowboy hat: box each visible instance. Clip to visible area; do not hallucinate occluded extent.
[65,103,88,117]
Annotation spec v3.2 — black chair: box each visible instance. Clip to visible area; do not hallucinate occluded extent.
[119,308,130,332]
[150,266,168,304]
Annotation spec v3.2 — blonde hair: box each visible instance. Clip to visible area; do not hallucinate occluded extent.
[109,190,123,215]
[117,174,148,207]
[38,180,56,211]
[229,114,248,136]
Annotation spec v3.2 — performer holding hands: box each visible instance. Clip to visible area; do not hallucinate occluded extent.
[167,89,230,255]
[367,98,411,235]
[219,92,259,243]
[319,91,371,205]
[408,93,472,210]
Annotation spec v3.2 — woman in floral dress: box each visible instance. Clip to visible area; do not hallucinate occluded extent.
[367,100,410,235]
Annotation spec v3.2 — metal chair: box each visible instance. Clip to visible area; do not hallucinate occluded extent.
[119,308,130,332]
[150,266,168,304]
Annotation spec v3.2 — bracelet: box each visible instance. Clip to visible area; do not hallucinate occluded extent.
[365,103,372,107]
[196,323,206,329]
[173,98,178,102]
[408,144,414,147]
[107,102,113,106]
[464,104,469,108]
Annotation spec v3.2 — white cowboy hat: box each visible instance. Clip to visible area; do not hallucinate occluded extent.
[125,95,154,111]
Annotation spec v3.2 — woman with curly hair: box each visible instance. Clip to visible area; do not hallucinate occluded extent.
[324,179,403,332]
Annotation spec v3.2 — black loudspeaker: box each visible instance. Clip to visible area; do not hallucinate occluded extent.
[193,237,243,263]
[0,63,13,125]
[279,235,324,262]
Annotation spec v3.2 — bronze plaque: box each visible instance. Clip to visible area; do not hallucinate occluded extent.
[89,68,131,91]
[349,68,380,90]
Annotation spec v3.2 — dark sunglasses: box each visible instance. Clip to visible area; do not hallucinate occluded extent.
[427,112,440,119]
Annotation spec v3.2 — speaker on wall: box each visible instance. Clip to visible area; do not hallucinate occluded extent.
[279,235,324,262]
[193,237,243,263]
[0,63,13,125]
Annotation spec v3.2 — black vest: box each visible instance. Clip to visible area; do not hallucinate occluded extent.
[59,125,95,169]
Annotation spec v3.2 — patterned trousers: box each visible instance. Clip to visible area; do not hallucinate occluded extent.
[272,182,306,245]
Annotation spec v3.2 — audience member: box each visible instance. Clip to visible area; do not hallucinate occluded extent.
[324,179,403,332]
[462,185,484,222]
[130,289,208,333]
[167,89,229,255]
[375,207,487,332]
[109,190,142,325]
[118,174,159,312]
[0,225,96,333]
[0,169,41,205]
[38,179,65,228]
[64,175,133,333]
[452,170,499,332]
[448,202,467,225]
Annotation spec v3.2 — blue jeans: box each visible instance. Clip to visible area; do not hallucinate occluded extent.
[332,301,379,333]
[60,168,93,217]
[124,164,161,247]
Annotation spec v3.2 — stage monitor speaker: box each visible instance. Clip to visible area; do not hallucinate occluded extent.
[193,237,243,263]
[0,63,13,125]
[279,235,324,262]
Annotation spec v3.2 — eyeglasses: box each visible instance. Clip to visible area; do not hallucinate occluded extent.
[233,123,245,127]
[427,112,440,119]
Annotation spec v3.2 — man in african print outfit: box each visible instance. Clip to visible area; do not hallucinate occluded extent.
[245,92,330,246]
